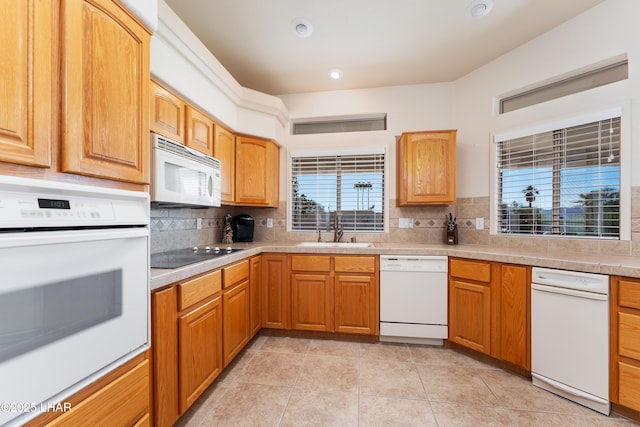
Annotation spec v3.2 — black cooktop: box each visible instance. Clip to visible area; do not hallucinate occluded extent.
[151,246,243,269]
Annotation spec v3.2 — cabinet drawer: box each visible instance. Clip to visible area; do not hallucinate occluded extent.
[450,258,491,283]
[291,255,331,272]
[619,361,640,411]
[178,270,221,310]
[619,312,640,360]
[223,260,249,288]
[334,256,376,273]
[48,360,149,426]
[619,279,640,310]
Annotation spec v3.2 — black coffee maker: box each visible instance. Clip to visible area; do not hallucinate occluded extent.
[231,214,254,242]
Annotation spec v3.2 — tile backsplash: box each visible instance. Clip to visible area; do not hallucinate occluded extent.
[150,187,640,257]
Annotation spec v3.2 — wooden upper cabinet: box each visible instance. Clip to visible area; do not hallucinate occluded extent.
[185,106,214,155]
[214,125,236,204]
[397,130,456,205]
[0,0,54,168]
[61,0,150,184]
[235,136,280,207]
[150,80,185,143]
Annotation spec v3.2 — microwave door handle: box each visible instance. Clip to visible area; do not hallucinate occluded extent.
[208,175,213,197]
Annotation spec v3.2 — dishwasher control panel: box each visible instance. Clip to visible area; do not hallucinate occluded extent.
[379,255,447,272]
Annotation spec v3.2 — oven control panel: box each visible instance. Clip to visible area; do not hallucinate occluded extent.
[0,176,149,229]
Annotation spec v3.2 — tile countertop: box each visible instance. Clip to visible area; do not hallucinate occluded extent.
[150,241,640,291]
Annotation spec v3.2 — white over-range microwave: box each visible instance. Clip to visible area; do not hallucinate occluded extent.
[150,133,222,207]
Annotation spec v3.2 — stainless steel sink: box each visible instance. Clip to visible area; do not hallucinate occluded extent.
[296,242,373,248]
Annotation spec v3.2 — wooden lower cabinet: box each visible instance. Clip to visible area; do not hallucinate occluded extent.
[26,354,150,427]
[611,276,640,414]
[291,273,333,331]
[152,269,224,427]
[448,258,530,371]
[334,274,378,335]
[262,254,290,329]
[496,264,530,369]
[449,278,492,353]
[286,254,378,336]
[250,256,262,337]
[223,280,250,367]
[178,296,222,413]
[151,286,179,427]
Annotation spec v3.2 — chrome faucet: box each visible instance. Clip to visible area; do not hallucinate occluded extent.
[333,212,344,242]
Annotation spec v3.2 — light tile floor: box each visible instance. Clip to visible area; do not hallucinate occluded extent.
[176,334,639,427]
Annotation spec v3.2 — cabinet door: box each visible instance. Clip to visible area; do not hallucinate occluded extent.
[497,264,530,369]
[249,256,262,337]
[45,360,150,427]
[178,296,222,414]
[449,279,491,354]
[235,136,279,207]
[61,0,150,184]
[151,287,179,427]
[0,0,53,168]
[150,81,185,143]
[179,297,222,414]
[223,281,250,367]
[334,274,378,335]
[261,254,290,329]
[291,273,333,332]
[214,125,235,204]
[185,106,213,155]
[619,361,640,411]
[397,130,456,205]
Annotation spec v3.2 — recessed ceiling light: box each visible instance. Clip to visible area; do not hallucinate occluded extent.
[291,18,313,38]
[328,69,342,80]
[465,0,493,19]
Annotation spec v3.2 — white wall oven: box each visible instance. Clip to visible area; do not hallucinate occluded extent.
[0,176,150,427]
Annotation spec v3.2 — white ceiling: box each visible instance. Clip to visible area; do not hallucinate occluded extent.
[163,0,604,96]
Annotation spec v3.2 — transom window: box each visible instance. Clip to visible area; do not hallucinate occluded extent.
[495,115,621,238]
[290,151,385,232]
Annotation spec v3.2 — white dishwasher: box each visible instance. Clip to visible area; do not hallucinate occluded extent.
[531,267,610,415]
[379,255,448,345]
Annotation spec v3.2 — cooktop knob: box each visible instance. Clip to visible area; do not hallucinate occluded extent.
[225,247,232,253]
[192,246,198,252]
[214,247,221,253]
[204,246,212,252]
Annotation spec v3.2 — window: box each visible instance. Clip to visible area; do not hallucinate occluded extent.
[291,151,385,232]
[495,114,621,238]
[292,114,387,135]
[499,59,628,114]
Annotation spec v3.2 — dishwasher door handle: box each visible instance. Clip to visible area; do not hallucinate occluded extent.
[531,282,608,301]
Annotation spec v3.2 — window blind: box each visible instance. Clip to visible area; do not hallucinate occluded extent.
[496,117,620,238]
[291,153,385,232]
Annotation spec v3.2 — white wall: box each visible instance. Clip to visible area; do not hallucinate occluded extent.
[454,0,640,196]
[278,83,454,199]
[151,0,288,141]
[279,0,639,202]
